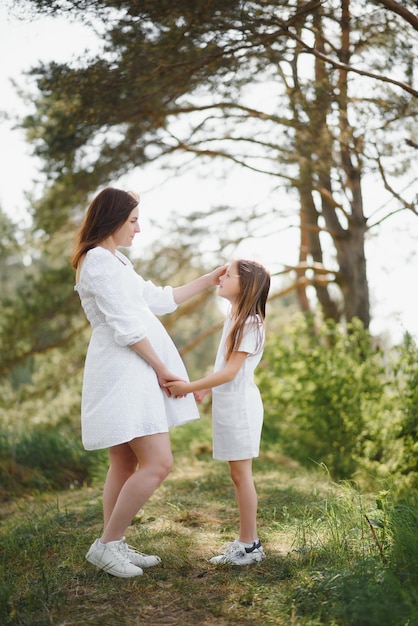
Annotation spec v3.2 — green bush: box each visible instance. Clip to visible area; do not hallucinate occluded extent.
[258,315,386,479]
[0,424,105,498]
[388,492,418,583]
[391,333,418,487]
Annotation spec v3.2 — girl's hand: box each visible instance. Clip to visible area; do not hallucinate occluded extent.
[194,389,211,403]
[157,369,184,397]
[166,380,191,398]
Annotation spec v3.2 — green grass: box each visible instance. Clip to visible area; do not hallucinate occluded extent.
[1,416,417,626]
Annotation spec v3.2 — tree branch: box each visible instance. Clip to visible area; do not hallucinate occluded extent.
[373,0,418,31]
[286,30,418,98]
[376,156,417,215]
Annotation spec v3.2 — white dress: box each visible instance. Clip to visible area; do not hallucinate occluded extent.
[212,315,265,461]
[74,247,199,450]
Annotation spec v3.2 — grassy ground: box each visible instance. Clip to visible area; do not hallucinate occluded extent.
[1,417,417,626]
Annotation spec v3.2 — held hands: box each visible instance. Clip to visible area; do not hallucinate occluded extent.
[164,382,211,402]
[156,366,190,398]
[157,368,185,397]
[165,379,191,398]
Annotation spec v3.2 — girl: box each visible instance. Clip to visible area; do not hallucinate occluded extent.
[72,187,225,577]
[167,259,270,565]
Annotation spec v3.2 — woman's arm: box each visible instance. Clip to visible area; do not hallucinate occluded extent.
[166,351,248,397]
[172,266,226,304]
[130,337,183,396]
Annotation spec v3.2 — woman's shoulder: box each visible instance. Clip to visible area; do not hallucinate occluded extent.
[86,246,111,260]
[87,247,133,269]
[79,247,121,281]
[84,246,111,270]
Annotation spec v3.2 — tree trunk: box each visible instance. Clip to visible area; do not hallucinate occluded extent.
[335,216,370,327]
[293,0,371,328]
[334,0,370,327]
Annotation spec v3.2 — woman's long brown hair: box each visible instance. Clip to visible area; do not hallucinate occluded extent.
[224,260,270,361]
[71,188,139,269]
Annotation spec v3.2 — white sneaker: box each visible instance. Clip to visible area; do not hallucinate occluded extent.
[119,537,162,568]
[209,540,266,565]
[86,539,144,578]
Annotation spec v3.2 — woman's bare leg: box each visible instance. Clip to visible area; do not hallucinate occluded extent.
[101,432,173,543]
[102,443,138,529]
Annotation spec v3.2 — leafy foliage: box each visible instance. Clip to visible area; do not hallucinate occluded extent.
[0,262,84,378]
[258,315,387,479]
[16,0,418,330]
[391,333,418,486]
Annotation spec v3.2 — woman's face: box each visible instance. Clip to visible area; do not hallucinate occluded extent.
[113,207,140,247]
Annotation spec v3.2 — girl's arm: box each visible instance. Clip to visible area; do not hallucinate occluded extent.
[172,266,226,304]
[194,389,211,403]
[166,351,248,397]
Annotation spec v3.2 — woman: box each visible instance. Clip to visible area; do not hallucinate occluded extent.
[72,187,224,578]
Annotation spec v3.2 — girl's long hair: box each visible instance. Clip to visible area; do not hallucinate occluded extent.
[71,187,139,268]
[225,259,271,360]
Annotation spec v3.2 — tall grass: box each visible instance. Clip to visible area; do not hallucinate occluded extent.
[1,418,417,626]
[0,423,105,499]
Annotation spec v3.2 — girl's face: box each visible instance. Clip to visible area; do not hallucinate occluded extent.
[113,207,140,247]
[218,262,241,304]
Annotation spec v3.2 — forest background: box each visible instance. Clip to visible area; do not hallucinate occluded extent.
[0,1,418,625]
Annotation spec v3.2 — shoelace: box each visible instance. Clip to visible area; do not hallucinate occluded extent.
[100,542,133,569]
[119,540,136,554]
[119,540,132,556]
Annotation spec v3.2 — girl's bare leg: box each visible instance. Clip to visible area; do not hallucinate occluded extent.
[101,432,173,543]
[229,459,258,544]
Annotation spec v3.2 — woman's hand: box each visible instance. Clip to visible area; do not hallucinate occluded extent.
[209,265,227,286]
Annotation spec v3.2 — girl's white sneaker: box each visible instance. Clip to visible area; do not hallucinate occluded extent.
[209,540,266,565]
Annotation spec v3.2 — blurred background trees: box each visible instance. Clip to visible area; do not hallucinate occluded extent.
[19,0,417,324]
[1,0,417,489]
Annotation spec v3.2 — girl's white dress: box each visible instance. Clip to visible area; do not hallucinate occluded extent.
[212,315,265,461]
[74,247,199,450]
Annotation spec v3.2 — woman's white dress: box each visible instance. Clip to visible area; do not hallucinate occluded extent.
[212,315,265,461]
[74,247,199,450]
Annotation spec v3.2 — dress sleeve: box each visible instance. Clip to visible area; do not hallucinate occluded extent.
[83,248,147,346]
[236,316,264,355]
[116,251,177,315]
[141,279,178,315]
